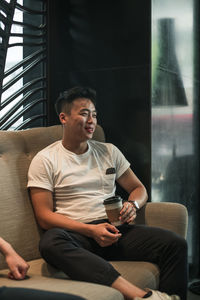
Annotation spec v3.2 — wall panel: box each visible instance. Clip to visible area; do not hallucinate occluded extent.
[47,0,151,195]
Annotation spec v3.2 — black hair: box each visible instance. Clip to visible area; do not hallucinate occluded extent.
[55,86,97,115]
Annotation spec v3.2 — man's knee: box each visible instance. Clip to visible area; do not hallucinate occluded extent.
[39,227,68,256]
[174,234,188,255]
[164,230,188,256]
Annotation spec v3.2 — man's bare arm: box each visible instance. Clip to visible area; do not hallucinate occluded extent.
[30,187,121,247]
[117,167,148,207]
[117,167,148,223]
[0,237,29,280]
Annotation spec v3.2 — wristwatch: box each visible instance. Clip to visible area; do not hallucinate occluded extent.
[128,200,139,210]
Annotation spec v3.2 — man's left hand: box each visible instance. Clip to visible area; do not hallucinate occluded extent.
[119,201,137,224]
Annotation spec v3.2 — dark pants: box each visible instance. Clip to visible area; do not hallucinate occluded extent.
[0,287,85,300]
[39,221,188,300]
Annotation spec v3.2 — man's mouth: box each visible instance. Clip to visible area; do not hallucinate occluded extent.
[85,127,94,134]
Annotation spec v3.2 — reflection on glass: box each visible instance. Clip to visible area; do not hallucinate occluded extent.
[151,0,199,279]
[152,18,187,106]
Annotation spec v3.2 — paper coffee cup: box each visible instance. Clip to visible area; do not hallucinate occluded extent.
[103,196,123,226]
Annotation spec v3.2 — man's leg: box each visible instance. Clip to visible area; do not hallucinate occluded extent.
[110,224,188,300]
[39,227,121,286]
[39,227,147,299]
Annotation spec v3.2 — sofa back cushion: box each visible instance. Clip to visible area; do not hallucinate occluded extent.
[0,125,105,269]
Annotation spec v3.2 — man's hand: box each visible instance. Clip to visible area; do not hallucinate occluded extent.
[5,249,30,280]
[89,223,122,247]
[119,201,137,224]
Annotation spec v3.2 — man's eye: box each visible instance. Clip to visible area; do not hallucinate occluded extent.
[80,113,88,116]
[93,114,97,118]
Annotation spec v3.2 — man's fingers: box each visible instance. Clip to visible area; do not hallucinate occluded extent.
[9,268,23,280]
[104,224,121,236]
[19,268,27,279]
[104,230,121,239]
[8,271,14,279]
[99,235,120,247]
[120,206,136,223]
[105,223,119,233]
[120,202,129,215]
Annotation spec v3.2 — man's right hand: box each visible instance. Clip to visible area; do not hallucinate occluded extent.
[6,250,30,280]
[89,223,122,247]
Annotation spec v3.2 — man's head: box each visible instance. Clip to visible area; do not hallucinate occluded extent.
[55,86,96,116]
[56,87,98,143]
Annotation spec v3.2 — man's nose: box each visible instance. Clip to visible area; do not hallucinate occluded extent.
[87,114,95,123]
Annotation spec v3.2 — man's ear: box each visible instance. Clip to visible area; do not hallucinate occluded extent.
[59,112,68,125]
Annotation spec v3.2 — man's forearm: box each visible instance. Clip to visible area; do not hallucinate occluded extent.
[128,185,148,209]
[0,237,15,257]
[37,210,95,237]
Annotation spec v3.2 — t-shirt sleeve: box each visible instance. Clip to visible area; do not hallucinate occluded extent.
[27,153,54,192]
[111,144,130,179]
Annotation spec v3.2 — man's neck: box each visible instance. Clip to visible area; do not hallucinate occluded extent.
[62,139,88,155]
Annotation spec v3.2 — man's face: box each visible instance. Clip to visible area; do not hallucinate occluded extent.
[61,98,97,141]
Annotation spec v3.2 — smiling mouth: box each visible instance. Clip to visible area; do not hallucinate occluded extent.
[85,127,94,133]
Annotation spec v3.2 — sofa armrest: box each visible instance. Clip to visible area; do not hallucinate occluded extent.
[136,202,188,238]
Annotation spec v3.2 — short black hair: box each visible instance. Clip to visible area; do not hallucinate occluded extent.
[55,86,97,115]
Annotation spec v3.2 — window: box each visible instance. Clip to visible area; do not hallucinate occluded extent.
[0,0,46,130]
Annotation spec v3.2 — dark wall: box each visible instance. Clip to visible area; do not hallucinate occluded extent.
[47,0,151,196]
[23,0,46,128]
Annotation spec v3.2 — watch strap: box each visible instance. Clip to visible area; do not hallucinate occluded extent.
[128,200,139,210]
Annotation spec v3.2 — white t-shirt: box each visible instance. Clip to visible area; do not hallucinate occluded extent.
[28,140,130,223]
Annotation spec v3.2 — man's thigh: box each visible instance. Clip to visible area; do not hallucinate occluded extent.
[39,227,107,260]
[40,227,95,251]
[39,227,120,285]
[106,224,180,262]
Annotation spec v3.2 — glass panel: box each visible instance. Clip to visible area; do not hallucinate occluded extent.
[151,0,199,279]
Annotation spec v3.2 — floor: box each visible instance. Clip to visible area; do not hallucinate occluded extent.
[187,280,200,300]
[187,290,199,300]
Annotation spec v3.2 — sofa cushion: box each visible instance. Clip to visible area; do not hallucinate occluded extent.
[0,275,123,300]
[0,263,122,300]
[27,258,159,290]
[41,260,159,290]
[4,258,159,290]
[0,256,159,298]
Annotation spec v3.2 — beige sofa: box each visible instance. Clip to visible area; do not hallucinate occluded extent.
[0,125,188,300]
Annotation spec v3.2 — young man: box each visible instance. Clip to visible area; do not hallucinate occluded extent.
[28,87,187,300]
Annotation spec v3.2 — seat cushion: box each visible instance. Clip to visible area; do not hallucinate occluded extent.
[110,261,159,290]
[0,259,122,300]
[30,258,159,290]
[13,258,159,290]
[0,257,159,298]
